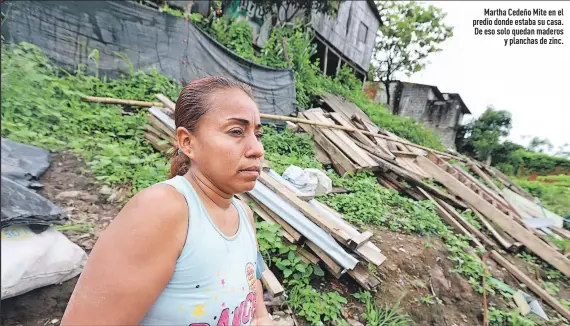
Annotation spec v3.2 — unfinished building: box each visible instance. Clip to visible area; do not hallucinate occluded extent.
[366,81,471,149]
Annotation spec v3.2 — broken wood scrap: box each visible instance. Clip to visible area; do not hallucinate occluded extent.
[490,250,570,321]
[416,155,570,278]
[418,188,484,250]
[261,261,285,298]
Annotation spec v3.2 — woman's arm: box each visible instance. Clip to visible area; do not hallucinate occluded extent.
[241,201,273,325]
[61,184,189,325]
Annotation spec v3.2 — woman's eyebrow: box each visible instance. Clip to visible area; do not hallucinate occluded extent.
[227,118,262,129]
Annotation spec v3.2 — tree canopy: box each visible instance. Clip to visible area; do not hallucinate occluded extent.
[369,1,453,104]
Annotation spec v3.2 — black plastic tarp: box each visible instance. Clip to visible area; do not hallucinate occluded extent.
[0,0,297,119]
[1,138,51,189]
[1,139,66,231]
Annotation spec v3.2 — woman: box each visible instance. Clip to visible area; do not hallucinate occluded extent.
[61,76,273,326]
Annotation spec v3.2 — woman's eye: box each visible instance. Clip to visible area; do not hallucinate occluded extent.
[255,133,263,140]
[230,129,244,136]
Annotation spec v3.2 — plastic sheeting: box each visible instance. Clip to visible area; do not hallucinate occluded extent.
[1,138,66,231]
[0,0,297,120]
[1,176,67,231]
[1,138,51,189]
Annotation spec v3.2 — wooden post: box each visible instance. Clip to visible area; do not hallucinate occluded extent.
[323,46,329,76]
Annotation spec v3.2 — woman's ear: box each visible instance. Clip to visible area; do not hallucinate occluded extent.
[176,126,194,159]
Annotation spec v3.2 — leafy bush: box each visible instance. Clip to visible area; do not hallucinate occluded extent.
[508,149,570,176]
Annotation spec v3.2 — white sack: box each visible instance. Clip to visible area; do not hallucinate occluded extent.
[1,225,87,300]
[282,165,332,196]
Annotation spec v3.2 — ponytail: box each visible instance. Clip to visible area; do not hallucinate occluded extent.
[169,148,190,178]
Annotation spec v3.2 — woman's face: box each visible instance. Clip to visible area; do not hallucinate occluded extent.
[191,88,264,194]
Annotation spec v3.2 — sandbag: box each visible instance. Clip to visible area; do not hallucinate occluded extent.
[1,176,67,230]
[1,225,87,300]
[1,137,51,188]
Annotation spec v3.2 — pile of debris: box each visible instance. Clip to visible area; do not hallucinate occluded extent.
[82,92,570,320]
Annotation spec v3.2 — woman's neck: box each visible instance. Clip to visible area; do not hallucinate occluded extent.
[184,168,233,210]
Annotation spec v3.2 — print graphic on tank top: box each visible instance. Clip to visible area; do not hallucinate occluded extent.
[189,262,258,326]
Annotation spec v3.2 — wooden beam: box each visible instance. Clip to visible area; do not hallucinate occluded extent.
[490,250,570,321]
[323,46,328,76]
[155,93,176,112]
[261,262,285,298]
[470,206,522,253]
[297,116,358,176]
[437,199,498,249]
[347,264,381,291]
[417,155,570,277]
[419,188,484,250]
[258,172,352,245]
[348,231,373,250]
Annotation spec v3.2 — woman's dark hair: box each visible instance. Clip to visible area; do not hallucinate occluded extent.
[169,76,254,178]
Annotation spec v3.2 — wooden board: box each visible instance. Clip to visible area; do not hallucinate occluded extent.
[417,155,570,277]
[298,114,357,176]
[306,111,376,168]
[258,172,352,245]
[419,188,484,249]
[330,113,395,160]
[314,142,332,165]
[437,199,498,249]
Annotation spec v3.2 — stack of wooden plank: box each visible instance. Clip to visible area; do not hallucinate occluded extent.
[143,95,177,154]
[305,93,570,318]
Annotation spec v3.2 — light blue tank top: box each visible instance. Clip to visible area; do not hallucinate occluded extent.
[140,175,259,326]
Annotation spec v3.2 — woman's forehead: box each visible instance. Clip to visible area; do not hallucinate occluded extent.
[205,89,260,124]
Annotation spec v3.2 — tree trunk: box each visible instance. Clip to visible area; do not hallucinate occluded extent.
[382,80,391,106]
[485,155,492,167]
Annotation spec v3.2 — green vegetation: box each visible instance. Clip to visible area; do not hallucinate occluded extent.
[1,42,179,194]
[513,176,570,217]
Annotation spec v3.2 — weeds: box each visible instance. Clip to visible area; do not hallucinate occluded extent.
[352,292,411,326]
